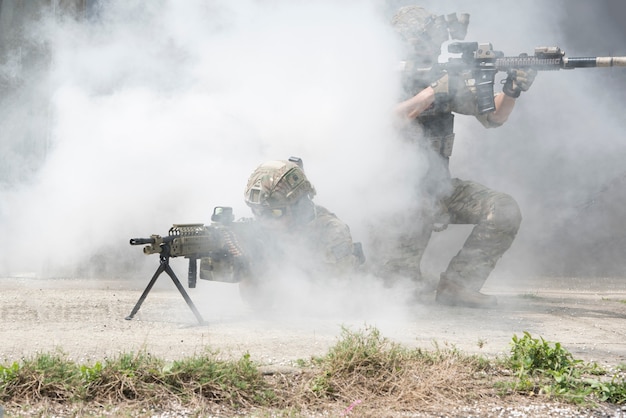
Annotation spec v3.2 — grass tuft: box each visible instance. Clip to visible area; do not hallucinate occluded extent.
[1,327,625,416]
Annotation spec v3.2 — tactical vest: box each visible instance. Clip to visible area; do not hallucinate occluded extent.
[416,112,455,160]
[402,70,457,165]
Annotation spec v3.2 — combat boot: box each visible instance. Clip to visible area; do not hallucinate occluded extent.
[435,275,497,308]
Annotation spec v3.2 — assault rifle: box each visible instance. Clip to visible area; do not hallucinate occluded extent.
[402,41,626,114]
[127,206,255,324]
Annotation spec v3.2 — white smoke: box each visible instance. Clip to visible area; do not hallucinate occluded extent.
[0,0,625,297]
[0,0,412,281]
[388,0,626,280]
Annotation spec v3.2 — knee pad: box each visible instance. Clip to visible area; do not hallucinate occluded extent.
[487,194,522,234]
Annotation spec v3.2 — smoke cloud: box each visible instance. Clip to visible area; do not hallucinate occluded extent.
[0,0,406,279]
[0,0,625,304]
[388,0,626,280]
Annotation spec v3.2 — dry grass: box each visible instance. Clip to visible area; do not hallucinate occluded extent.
[0,326,620,417]
[273,326,506,415]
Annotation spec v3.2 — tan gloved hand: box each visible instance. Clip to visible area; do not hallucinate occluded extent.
[503,65,537,98]
[430,73,452,110]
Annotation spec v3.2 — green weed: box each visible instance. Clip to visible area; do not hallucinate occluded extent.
[505,331,626,404]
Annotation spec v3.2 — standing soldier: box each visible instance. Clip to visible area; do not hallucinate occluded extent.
[375,5,537,308]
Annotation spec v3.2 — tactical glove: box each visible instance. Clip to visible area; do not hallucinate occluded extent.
[430,73,453,111]
[502,65,537,98]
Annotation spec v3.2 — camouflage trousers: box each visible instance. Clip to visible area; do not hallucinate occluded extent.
[369,178,521,291]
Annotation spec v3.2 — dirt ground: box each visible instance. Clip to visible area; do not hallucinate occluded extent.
[2,271,626,417]
[2,273,626,369]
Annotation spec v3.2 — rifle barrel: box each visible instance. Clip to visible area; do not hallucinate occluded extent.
[130,237,154,245]
[130,235,176,246]
[563,57,604,68]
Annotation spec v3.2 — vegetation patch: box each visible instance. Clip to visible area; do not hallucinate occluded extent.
[291,325,496,413]
[501,331,626,405]
[1,327,625,416]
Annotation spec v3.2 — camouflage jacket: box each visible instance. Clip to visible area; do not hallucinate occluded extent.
[257,205,361,278]
[199,205,361,283]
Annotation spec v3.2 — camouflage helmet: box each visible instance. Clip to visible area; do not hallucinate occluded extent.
[391,5,469,51]
[244,159,316,212]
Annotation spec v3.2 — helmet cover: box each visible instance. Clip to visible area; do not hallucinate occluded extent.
[244,160,316,212]
[392,5,469,58]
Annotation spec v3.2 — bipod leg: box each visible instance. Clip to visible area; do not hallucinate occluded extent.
[126,256,206,325]
[163,263,206,325]
[125,260,166,320]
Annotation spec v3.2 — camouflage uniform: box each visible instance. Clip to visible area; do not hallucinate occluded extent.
[411,72,522,291]
[202,159,362,309]
[257,204,360,277]
[291,204,360,274]
[382,6,529,307]
[243,159,361,278]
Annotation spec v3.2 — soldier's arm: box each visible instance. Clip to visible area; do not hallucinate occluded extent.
[484,67,536,126]
[395,86,436,120]
[485,92,516,126]
[395,77,518,128]
[314,207,360,272]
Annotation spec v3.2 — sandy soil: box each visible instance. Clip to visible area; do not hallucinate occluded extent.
[3,271,626,417]
[2,273,626,370]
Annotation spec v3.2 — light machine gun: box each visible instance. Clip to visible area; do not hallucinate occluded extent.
[127,206,250,324]
[402,41,626,114]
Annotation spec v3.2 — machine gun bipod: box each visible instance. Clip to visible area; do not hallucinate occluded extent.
[126,236,206,325]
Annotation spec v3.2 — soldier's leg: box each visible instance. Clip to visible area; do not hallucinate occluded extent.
[436,179,522,307]
[367,209,434,287]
